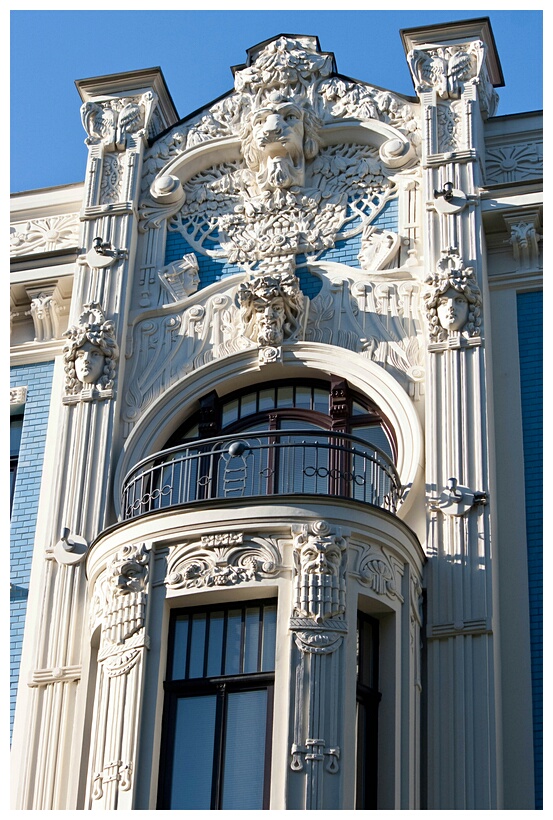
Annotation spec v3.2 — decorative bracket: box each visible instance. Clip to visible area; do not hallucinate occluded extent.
[433,184,467,215]
[81,237,128,269]
[291,739,340,773]
[429,477,487,516]
[53,527,88,565]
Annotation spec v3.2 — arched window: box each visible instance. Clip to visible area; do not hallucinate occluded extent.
[166,378,396,461]
[121,379,401,518]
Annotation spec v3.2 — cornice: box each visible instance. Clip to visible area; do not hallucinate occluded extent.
[10,339,64,366]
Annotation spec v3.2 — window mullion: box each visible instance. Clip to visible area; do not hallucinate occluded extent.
[212,682,227,809]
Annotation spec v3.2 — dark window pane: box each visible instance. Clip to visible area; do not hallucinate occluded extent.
[224,609,242,675]
[10,416,23,457]
[261,605,277,672]
[222,690,267,809]
[244,607,261,673]
[295,386,312,409]
[313,388,329,414]
[353,424,393,459]
[188,613,207,678]
[222,399,239,427]
[170,695,216,808]
[258,388,275,411]
[206,611,225,677]
[240,392,257,418]
[170,616,189,680]
[276,385,293,408]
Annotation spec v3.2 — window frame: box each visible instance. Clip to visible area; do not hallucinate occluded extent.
[165,378,397,462]
[10,413,24,513]
[157,599,277,810]
[356,610,381,809]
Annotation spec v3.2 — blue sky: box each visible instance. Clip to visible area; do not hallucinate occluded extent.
[10,6,543,193]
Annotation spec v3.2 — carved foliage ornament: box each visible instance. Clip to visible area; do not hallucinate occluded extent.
[142,37,421,192]
[165,532,281,590]
[423,251,481,342]
[62,303,119,400]
[10,214,80,257]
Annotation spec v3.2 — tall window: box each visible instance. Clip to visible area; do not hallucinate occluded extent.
[356,611,380,809]
[158,600,277,810]
[10,414,24,512]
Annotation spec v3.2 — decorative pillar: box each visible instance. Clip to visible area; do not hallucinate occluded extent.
[288,520,348,809]
[86,544,151,809]
[13,72,178,810]
[403,19,502,809]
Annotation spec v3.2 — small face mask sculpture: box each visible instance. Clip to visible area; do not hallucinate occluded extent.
[74,340,105,385]
[436,287,469,332]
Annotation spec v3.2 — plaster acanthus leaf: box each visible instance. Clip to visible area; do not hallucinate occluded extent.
[165,534,281,590]
[316,79,422,152]
[10,214,80,257]
[25,290,66,342]
[423,250,482,343]
[62,303,119,401]
[81,91,158,151]
[356,546,404,602]
[234,35,334,99]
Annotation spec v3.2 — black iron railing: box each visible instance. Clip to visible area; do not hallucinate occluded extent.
[121,430,402,520]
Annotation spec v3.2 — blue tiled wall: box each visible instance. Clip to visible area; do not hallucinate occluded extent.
[517,291,543,809]
[10,361,55,740]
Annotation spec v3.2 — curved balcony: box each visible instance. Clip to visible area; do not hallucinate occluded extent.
[121,430,403,521]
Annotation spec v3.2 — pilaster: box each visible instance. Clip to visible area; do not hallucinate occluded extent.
[403,18,502,809]
[12,70,178,810]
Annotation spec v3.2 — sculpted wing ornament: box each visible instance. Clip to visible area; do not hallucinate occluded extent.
[445,49,474,96]
[81,100,115,143]
[117,102,143,144]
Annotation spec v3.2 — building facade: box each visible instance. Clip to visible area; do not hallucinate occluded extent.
[10,18,542,810]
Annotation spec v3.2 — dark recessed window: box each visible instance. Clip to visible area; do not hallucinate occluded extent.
[10,414,24,513]
[158,600,277,810]
[356,611,380,809]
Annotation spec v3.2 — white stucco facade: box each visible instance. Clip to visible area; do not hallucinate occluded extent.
[10,18,542,810]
